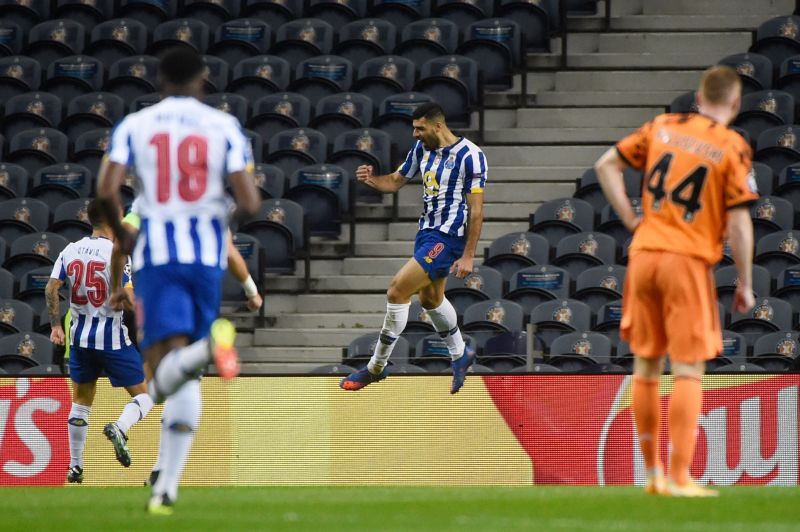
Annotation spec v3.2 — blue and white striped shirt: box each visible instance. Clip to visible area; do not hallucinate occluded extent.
[107,96,252,271]
[51,237,133,351]
[398,137,488,237]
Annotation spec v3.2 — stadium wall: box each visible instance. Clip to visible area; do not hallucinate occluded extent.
[1,375,797,487]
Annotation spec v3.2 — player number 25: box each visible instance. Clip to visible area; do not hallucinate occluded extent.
[150,133,209,203]
[67,260,107,307]
[646,152,708,223]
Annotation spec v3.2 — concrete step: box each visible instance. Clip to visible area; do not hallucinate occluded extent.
[356,202,543,221]
[388,221,527,241]
[554,70,702,92]
[535,90,682,107]
[254,328,374,346]
[354,223,389,241]
[597,31,751,54]
[482,145,607,166]
[531,52,720,69]
[485,127,635,144]
[642,0,791,16]
[261,294,298,314]
[487,166,587,181]
[245,347,343,363]
[396,182,575,203]
[354,240,493,257]
[293,259,342,277]
[516,107,660,128]
[272,312,384,329]
[235,332,254,348]
[609,15,780,31]
[297,294,389,313]
[265,275,393,292]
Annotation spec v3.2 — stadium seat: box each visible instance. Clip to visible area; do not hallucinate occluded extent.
[200,55,231,94]
[0,268,12,299]
[597,199,643,248]
[593,298,623,346]
[241,0,298,27]
[774,162,800,203]
[290,55,354,106]
[272,19,334,66]
[310,93,374,145]
[306,0,367,28]
[530,198,594,249]
[344,332,409,367]
[405,300,437,336]
[209,19,271,68]
[435,0,492,31]
[329,128,392,177]
[60,92,125,144]
[415,55,479,128]
[222,233,262,303]
[179,0,238,32]
[752,331,800,371]
[548,332,612,370]
[116,0,175,29]
[0,240,6,271]
[750,196,794,241]
[3,231,67,278]
[247,92,312,144]
[148,19,211,56]
[334,19,397,68]
[42,55,104,105]
[130,93,162,112]
[483,232,549,284]
[368,0,431,31]
[715,265,771,312]
[87,19,149,68]
[25,19,85,69]
[734,90,794,148]
[54,1,106,29]
[16,266,54,315]
[374,92,434,163]
[457,18,520,90]
[0,198,49,245]
[552,232,616,279]
[729,297,792,346]
[669,90,698,114]
[531,299,592,354]
[0,0,49,35]
[70,128,109,178]
[30,164,92,212]
[227,55,291,101]
[505,265,570,319]
[572,265,626,313]
[462,299,524,350]
[0,332,53,366]
[285,164,351,237]
[574,167,642,213]
[240,163,286,200]
[8,128,69,176]
[0,56,42,103]
[203,93,249,126]
[444,264,503,317]
[396,18,459,66]
[105,56,160,104]
[773,265,800,310]
[0,163,28,200]
[750,16,800,76]
[0,20,23,57]
[757,126,800,176]
[50,198,92,242]
[754,230,800,278]
[753,161,774,196]
[714,330,748,368]
[0,298,35,337]
[0,354,38,373]
[353,55,415,107]
[20,364,62,375]
[243,129,264,163]
[239,198,304,274]
[718,52,773,94]
[480,330,528,371]
[265,128,327,177]
[2,92,61,141]
[496,0,553,51]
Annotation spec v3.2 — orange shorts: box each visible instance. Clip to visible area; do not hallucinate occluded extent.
[621,249,722,364]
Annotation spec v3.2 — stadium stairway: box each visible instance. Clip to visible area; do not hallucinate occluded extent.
[236,0,794,373]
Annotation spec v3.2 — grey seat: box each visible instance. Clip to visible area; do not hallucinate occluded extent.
[307,0,367,28]
[552,232,616,279]
[0,268,14,299]
[457,18,521,89]
[755,230,800,278]
[750,16,800,77]
[248,92,312,144]
[462,299,524,351]
[484,232,549,284]
[61,92,125,144]
[26,19,85,69]
[329,128,392,176]
[30,164,92,212]
[715,265,771,314]
[773,265,800,311]
[0,198,50,245]
[222,233,262,303]
[669,90,698,113]
[239,198,304,274]
[368,0,431,32]
[116,0,175,29]
[505,265,570,319]
[2,92,62,141]
[756,125,800,175]
[444,265,503,318]
[734,90,794,149]
[573,265,626,313]
[0,56,42,103]
[105,55,159,103]
[311,93,374,145]
[752,331,800,371]
[272,19,334,66]
[496,0,554,51]
[210,18,272,67]
[266,128,327,177]
[71,128,110,177]
[202,93,249,126]
[286,164,350,237]
[718,52,773,94]
[50,198,93,242]
[227,55,291,101]
[0,298,35,337]
[43,56,104,106]
[242,0,299,28]
[200,55,231,94]
[87,18,149,68]
[549,331,612,366]
[397,18,459,67]
[0,332,53,365]
[531,198,594,249]
[3,232,68,279]
[179,0,237,33]
[415,55,479,128]
[0,163,29,200]
[774,161,800,203]
[334,19,397,68]
[148,19,210,56]
[531,299,592,354]
[353,55,415,106]
[16,266,57,316]
[290,55,354,106]
[729,297,793,347]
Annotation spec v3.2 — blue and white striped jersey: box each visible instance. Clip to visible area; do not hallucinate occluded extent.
[106,96,253,271]
[398,137,487,237]
[50,236,133,351]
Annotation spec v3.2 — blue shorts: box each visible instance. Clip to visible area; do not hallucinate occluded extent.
[413,229,466,280]
[134,264,224,351]
[69,344,145,387]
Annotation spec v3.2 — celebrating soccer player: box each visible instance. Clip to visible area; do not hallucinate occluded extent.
[340,102,487,394]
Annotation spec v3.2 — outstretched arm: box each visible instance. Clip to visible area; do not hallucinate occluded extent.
[356,165,407,193]
[451,192,484,278]
[595,147,641,233]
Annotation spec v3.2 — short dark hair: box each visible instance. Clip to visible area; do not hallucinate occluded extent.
[86,199,106,229]
[412,102,446,122]
[158,47,204,86]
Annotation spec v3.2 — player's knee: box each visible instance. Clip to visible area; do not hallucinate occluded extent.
[633,356,664,379]
[671,360,705,379]
[418,292,442,309]
[386,284,406,305]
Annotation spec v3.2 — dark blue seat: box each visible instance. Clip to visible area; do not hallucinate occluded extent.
[222,233,262,303]
[0,0,49,35]
[105,55,160,104]
[715,264,771,314]
[755,125,800,175]
[210,18,272,68]
[201,55,231,94]
[415,55,479,128]
[669,90,698,114]
[750,16,800,77]
[306,0,367,28]
[286,164,350,237]
[334,19,397,68]
[597,199,643,248]
[734,90,794,149]
[247,164,285,200]
[0,298,35,337]
[2,92,62,141]
[752,161,774,196]
[549,332,612,367]
[573,265,626,313]
[755,231,800,279]
[8,128,69,176]
[0,163,28,200]
[241,0,299,28]
[552,231,617,279]
[496,0,555,51]
[345,333,409,367]
[43,55,104,106]
[266,128,328,179]
[752,331,800,371]
[247,92,312,144]
[50,198,92,242]
[179,0,238,32]
[60,92,124,143]
[368,0,431,32]
[375,92,434,165]
[30,163,92,212]
[55,0,111,31]
[750,195,794,242]
[272,19,334,66]
[480,330,528,371]
[729,297,793,347]
[87,18,148,68]
[0,198,50,246]
[116,0,175,29]
[531,299,592,354]
[505,265,570,319]
[25,19,85,69]
[148,19,211,56]
[0,332,53,366]
[0,20,23,57]
[531,197,594,249]
[202,93,249,126]
[16,266,56,315]
[462,299,524,351]
[290,55,354,106]
[0,56,42,103]
[434,0,493,32]
[774,266,800,315]
[329,128,392,181]
[396,18,459,66]
[353,55,415,106]
[239,198,305,274]
[70,128,109,177]
[718,52,773,94]
[227,55,291,101]
[310,93,373,144]
[444,264,503,317]
[3,231,67,278]
[484,231,549,284]
[457,18,521,90]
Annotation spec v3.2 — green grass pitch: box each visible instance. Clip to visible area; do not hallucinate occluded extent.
[2,486,798,531]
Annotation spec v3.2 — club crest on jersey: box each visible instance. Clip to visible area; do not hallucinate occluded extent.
[756,199,776,221]
[779,131,796,148]
[31,136,50,153]
[444,155,456,170]
[361,24,379,42]
[32,239,50,256]
[464,273,484,290]
[0,306,15,324]
[781,18,798,38]
[759,97,778,115]
[291,132,310,152]
[14,206,30,223]
[556,200,575,222]
[112,24,129,42]
[486,304,505,324]
[779,236,799,254]
[17,334,35,356]
[753,301,774,321]
[88,101,107,117]
[572,336,592,356]
[128,63,147,78]
[600,276,618,291]
[175,25,193,42]
[553,303,572,324]
[26,99,45,116]
[338,100,356,116]
[441,62,460,80]
[380,62,398,80]
[736,61,755,77]
[511,235,530,256]
[578,235,598,256]
[267,207,286,223]
[777,336,797,357]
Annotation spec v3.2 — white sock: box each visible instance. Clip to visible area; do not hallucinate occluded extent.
[67,403,91,469]
[115,393,154,436]
[152,380,201,501]
[149,339,209,401]
[425,298,466,361]
[368,301,410,373]
[152,410,167,473]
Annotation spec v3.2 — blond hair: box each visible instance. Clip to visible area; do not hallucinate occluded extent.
[698,65,742,105]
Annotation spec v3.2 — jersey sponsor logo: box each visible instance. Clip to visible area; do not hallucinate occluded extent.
[486,305,505,324]
[422,170,440,196]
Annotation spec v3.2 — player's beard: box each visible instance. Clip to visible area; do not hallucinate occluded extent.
[421,134,439,151]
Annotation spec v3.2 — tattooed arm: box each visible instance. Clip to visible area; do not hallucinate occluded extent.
[46,278,65,346]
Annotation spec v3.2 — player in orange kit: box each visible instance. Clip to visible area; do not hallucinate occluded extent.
[594,65,758,497]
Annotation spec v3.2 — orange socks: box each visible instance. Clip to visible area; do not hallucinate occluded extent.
[632,376,661,472]
[668,375,703,486]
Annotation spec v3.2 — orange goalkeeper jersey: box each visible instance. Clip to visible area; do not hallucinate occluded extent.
[616,113,759,265]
